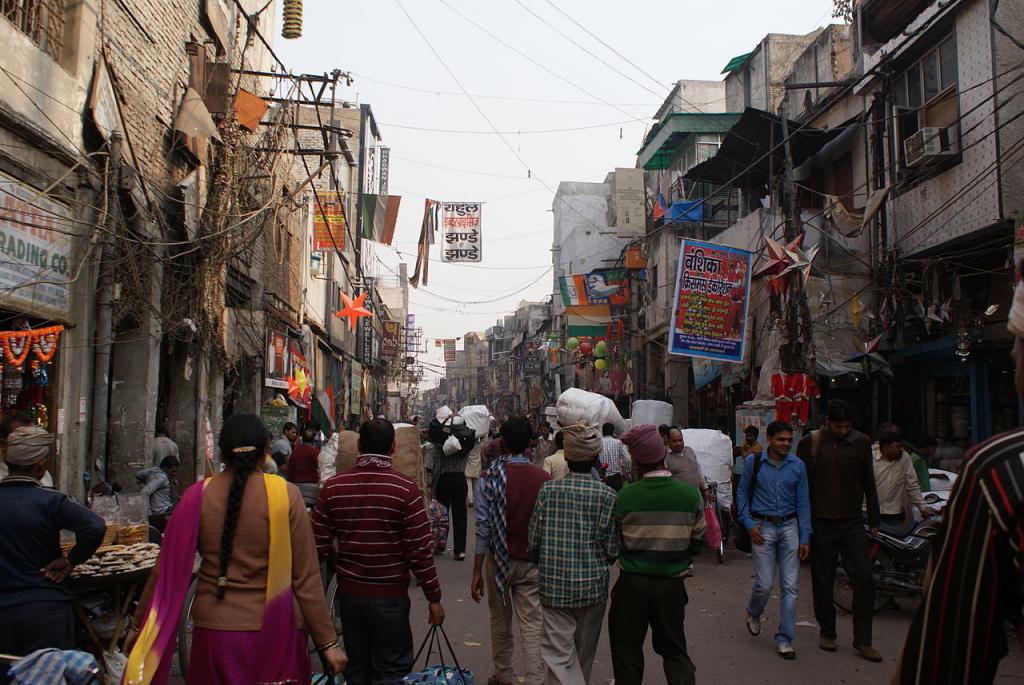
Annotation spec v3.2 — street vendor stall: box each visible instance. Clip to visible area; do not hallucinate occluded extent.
[68,543,159,658]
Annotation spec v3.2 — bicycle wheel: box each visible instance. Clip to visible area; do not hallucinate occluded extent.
[309,575,343,661]
[177,576,198,679]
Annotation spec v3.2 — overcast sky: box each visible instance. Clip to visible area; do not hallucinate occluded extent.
[276,0,837,386]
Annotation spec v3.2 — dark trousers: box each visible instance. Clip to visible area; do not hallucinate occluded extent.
[810,517,874,646]
[608,572,695,685]
[606,473,625,492]
[338,592,414,685]
[434,472,467,555]
[0,601,74,685]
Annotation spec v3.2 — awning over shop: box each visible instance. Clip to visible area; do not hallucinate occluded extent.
[637,112,742,170]
[683,107,841,187]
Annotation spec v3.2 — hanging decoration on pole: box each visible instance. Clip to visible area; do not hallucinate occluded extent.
[335,292,373,332]
[440,202,482,263]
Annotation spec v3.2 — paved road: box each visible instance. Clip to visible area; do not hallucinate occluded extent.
[171,512,1024,684]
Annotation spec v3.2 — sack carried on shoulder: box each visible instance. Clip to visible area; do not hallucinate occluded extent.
[428,417,477,454]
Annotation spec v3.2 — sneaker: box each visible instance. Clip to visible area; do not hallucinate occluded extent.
[454,553,466,561]
[853,644,883,662]
[818,636,837,652]
[745,613,761,636]
[776,642,796,660]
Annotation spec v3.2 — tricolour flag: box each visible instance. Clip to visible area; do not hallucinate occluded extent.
[360,194,401,245]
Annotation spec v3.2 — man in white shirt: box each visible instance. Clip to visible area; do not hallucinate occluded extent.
[600,423,631,491]
[871,432,937,525]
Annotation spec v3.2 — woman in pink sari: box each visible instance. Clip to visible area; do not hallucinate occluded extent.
[123,413,346,685]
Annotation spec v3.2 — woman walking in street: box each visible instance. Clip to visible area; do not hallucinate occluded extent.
[123,413,345,685]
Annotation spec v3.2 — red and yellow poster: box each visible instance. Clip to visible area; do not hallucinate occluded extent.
[313,192,346,252]
[668,239,751,363]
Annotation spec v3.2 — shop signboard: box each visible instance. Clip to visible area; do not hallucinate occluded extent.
[405,314,417,354]
[261,405,296,445]
[264,330,290,389]
[0,172,73,320]
[359,291,374,366]
[350,363,362,416]
[440,202,482,262]
[668,239,752,363]
[381,320,401,361]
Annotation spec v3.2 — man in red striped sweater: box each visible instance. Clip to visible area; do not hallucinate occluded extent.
[312,418,445,685]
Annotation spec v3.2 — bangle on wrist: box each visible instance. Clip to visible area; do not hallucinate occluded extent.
[316,638,340,653]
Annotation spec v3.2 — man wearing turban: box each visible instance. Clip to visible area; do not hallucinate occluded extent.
[0,426,105,667]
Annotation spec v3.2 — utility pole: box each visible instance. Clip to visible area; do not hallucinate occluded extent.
[779,106,814,375]
[89,134,121,485]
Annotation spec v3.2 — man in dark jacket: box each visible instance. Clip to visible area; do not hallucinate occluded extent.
[0,426,104,679]
[797,400,881,662]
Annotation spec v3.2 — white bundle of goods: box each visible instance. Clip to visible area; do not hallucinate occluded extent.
[556,388,626,435]
[682,428,735,509]
[435,405,454,423]
[458,405,491,438]
[631,400,674,428]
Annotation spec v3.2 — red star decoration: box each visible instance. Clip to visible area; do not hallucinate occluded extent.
[334,291,373,331]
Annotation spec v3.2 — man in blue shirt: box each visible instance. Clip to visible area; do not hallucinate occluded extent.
[0,426,104,677]
[737,420,811,660]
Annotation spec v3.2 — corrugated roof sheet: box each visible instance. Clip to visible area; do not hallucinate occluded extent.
[721,52,753,74]
[636,112,742,170]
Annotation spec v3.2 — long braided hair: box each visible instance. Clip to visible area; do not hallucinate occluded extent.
[215,413,270,599]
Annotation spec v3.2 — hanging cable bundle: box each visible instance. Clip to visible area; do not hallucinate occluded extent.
[281,0,302,39]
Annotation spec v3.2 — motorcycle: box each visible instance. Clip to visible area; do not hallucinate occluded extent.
[833,516,942,614]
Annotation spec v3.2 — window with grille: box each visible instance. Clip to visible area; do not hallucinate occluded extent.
[2,0,65,63]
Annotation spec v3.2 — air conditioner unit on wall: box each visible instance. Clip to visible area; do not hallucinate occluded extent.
[904,127,955,167]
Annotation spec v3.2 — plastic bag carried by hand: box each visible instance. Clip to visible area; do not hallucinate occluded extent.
[403,666,473,684]
[704,503,723,550]
[442,435,462,456]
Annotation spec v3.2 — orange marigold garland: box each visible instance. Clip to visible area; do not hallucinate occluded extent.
[0,326,64,366]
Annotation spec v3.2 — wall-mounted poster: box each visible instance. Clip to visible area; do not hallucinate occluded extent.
[668,239,752,363]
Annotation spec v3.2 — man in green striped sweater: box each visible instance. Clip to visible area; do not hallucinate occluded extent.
[609,424,706,685]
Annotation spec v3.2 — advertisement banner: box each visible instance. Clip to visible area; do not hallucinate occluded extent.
[359,290,374,366]
[264,330,290,389]
[0,172,73,320]
[381,320,401,361]
[668,239,752,363]
[442,339,456,362]
[289,340,312,407]
[559,269,630,307]
[440,202,482,262]
[312,191,346,252]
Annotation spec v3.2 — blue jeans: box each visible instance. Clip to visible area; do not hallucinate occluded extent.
[746,519,800,645]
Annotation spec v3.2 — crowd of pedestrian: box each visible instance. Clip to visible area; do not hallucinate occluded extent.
[8,284,1024,684]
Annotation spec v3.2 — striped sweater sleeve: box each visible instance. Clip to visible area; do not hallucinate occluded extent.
[402,485,442,602]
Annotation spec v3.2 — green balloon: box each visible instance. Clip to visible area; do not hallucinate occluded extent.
[566,337,580,350]
[594,341,608,357]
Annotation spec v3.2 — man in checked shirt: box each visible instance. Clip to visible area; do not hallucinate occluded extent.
[529,422,618,685]
[895,282,1024,684]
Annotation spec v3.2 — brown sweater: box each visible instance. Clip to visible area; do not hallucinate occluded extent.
[134,473,335,646]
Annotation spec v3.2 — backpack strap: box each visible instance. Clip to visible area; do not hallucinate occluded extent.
[747,452,764,505]
[808,429,822,471]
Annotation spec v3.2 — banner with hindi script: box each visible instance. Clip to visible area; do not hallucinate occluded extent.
[443,339,456,362]
[313,192,346,252]
[440,202,482,262]
[668,239,752,363]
